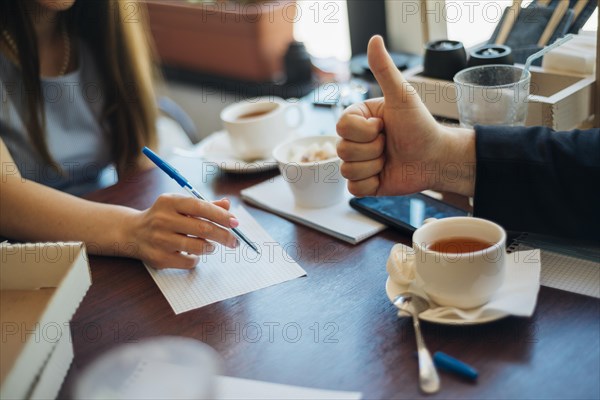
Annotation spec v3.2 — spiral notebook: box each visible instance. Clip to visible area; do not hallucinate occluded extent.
[508,233,600,298]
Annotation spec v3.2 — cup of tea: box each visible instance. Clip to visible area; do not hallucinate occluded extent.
[405,217,507,309]
[220,97,304,160]
[272,135,345,208]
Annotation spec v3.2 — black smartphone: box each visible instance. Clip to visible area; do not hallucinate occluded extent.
[349,194,468,235]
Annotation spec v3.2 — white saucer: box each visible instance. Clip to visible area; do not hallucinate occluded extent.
[189,130,281,174]
[385,277,509,325]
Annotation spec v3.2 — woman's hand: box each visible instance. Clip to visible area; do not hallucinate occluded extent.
[123,194,239,269]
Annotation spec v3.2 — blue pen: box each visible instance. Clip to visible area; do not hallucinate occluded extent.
[142,147,260,254]
[433,351,478,381]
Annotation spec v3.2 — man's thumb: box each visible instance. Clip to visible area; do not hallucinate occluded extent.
[368,35,408,102]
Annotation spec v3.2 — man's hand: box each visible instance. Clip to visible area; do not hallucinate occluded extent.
[336,35,476,197]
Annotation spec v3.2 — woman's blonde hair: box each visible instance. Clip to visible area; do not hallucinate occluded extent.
[1,0,158,175]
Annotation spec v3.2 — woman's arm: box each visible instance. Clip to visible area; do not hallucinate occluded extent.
[0,138,239,269]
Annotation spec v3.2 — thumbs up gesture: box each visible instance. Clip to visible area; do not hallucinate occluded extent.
[336,36,475,197]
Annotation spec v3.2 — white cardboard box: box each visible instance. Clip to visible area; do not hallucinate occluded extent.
[0,242,92,399]
[29,327,74,400]
[404,65,596,131]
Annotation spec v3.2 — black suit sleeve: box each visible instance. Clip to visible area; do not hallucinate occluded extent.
[473,125,600,240]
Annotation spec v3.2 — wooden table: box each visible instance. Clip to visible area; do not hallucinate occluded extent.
[59,156,600,399]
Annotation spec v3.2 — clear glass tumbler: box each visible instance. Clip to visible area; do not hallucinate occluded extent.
[453,65,531,128]
[74,336,221,399]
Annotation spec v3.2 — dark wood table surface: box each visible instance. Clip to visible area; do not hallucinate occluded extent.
[59,156,600,399]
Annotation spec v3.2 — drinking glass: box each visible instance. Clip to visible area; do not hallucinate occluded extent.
[453,65,531,128]
[74,337,221,399]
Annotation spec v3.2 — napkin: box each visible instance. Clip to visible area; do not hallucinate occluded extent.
[390,246,541,321]
[542,33,597,75]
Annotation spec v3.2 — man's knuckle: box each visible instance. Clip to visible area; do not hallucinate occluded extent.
[336,142,350,159]
[340,162,352,178]
[336,118,350,137]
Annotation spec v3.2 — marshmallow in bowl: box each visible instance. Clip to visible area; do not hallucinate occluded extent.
[289,141,337,163]
[386,244,416,285]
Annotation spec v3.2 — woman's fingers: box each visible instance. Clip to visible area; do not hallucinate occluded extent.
[147,234,220,270]
[172,234,217,255]
[213,198,231,211]
[171,195,238,229]
[170,216,237,248]
[151,251,200,270]
[173,197,237,247]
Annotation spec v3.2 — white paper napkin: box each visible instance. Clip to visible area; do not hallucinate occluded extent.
[542,34,597,75]
[396,249,541,321]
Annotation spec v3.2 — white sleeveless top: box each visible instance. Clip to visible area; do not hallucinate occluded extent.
[0,40,113,196]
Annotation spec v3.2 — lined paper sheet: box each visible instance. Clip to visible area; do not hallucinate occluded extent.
[145,207,306,314]
[216,376,362,400]
[513,244,600,298]
[241,176,386,244]
[113,359,362,400]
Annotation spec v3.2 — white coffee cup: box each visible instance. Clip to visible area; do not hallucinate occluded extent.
[273,135,346,208]
[405,217,507,309]
[220,97,303,160]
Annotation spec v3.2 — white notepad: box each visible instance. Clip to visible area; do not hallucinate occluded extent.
[145,207,307,314]
[241,176,386,244]
[510,234,600,298]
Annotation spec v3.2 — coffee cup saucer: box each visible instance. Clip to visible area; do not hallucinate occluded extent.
[180,130,293,174]
[385,277,509,325]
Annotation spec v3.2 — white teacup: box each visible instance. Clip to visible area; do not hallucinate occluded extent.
[273,135,346,208]
[220,97,303,160]
[406,217,507,309]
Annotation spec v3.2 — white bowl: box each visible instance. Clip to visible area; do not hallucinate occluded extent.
[272,135,346,208]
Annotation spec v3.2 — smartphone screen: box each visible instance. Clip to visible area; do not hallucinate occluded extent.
[350,194,468,234]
